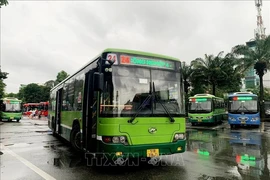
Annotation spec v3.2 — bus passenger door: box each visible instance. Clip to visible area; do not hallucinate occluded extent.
[82,70,97,152]
[55,88,63,134]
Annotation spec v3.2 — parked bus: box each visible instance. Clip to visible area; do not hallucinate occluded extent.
[0,97,22,122]
[227,92,260,128]
[23,103,40,116]
[188,94,226,126]
[39,101,49,117]
[48,48,186,163]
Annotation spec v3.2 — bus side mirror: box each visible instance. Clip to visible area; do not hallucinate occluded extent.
[93,72,104,91]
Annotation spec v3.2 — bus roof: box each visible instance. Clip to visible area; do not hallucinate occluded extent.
[102,48,180,61]
[51,48,180,91]
[189,94,221,99]
[228,93,258,97]
[1,97,21,101]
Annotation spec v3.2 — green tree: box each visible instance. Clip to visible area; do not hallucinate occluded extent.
[55,70,69,86]
[181,62,193,115]
[190,52,242,96]
[232,35,270,118]
[0,71,8,100]
[5,92,18,98]
[191,52,229,95]
[44,80,55,89]
[0,71,8,120]
[17,83,50,103]
[247,86,270,101]
[0,0,8,7]
[22,83,42,103]
[40,85,51,102]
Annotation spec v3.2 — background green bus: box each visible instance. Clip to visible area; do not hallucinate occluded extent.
[48,48,186,163]
[188,94,226,126]
[0,97,22,122]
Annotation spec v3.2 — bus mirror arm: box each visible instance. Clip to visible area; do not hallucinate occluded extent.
[93,72,104,91]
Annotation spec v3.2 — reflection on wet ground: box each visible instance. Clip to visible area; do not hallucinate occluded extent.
[186,128,270,179]
[1,119,270,180]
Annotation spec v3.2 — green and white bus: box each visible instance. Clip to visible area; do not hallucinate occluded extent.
[0,97,22,122]
[48,48,186,163]
[188,94,226,126]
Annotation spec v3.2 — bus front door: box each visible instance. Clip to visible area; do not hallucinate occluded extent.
[55,88,63,134]
[82,70,97,152]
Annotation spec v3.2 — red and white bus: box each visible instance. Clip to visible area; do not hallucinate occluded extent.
[39,101,49,117]
[22,102,49,117]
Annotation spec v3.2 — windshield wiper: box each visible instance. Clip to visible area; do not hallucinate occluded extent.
[234,104,251,113]
[128,83,152,124]
[152,82,175,123]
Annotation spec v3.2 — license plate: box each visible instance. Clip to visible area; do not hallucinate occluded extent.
[10,117,14,120]
[198,119,202,122]
[241,121,246,124]
[147,149,159,157]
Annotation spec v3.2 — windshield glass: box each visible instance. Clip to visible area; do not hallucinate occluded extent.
[100,65,184,117]
[188,98,212,113]
[3,101,21,112]
[228,99,258,113]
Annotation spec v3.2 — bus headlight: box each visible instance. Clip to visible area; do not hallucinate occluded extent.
[119,136,126,144]
[173,133,185,141]
[251,117,259,121]
[112,137,120,143]
[102,136,129,145]
[229,117,236,121]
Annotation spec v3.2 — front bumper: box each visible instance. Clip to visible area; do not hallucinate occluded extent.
[96,140,186,159]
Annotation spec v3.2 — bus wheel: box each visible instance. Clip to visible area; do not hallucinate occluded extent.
[70,127,82,152]
[17,119,20,122]
[230,125,234,129]
[191,123,195,126]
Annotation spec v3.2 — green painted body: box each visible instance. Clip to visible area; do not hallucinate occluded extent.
[188,95,226,124]
[2,112,22,120]
[61,111,82,127]
[98,117,185,145]
[55,116,186,156]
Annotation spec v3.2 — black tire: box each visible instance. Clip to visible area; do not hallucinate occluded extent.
[70,126,82,152]
[230,124,234,129]
[191,123,195,126]
[17,119,20,122]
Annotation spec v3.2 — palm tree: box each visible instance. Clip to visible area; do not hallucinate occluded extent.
[0,0,9,7]
[191,52,229,96]
[232,35,270,118]
[181,62,193,116]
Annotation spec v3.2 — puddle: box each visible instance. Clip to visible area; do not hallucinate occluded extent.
[5,144,14,146]
[34,123,48,126]
[35,130,50,133]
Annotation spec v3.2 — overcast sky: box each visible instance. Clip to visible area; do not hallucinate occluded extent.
[1,1,270,93]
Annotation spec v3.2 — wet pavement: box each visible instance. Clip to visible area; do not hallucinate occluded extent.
[0,118,270,180]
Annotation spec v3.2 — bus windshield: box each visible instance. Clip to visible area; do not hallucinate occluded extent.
[228,100,258,113]
[3,102,21,112]
[100,65,184,117]
[188,99,212,113]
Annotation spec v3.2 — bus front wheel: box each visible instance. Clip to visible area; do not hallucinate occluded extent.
[70,127,82,152]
